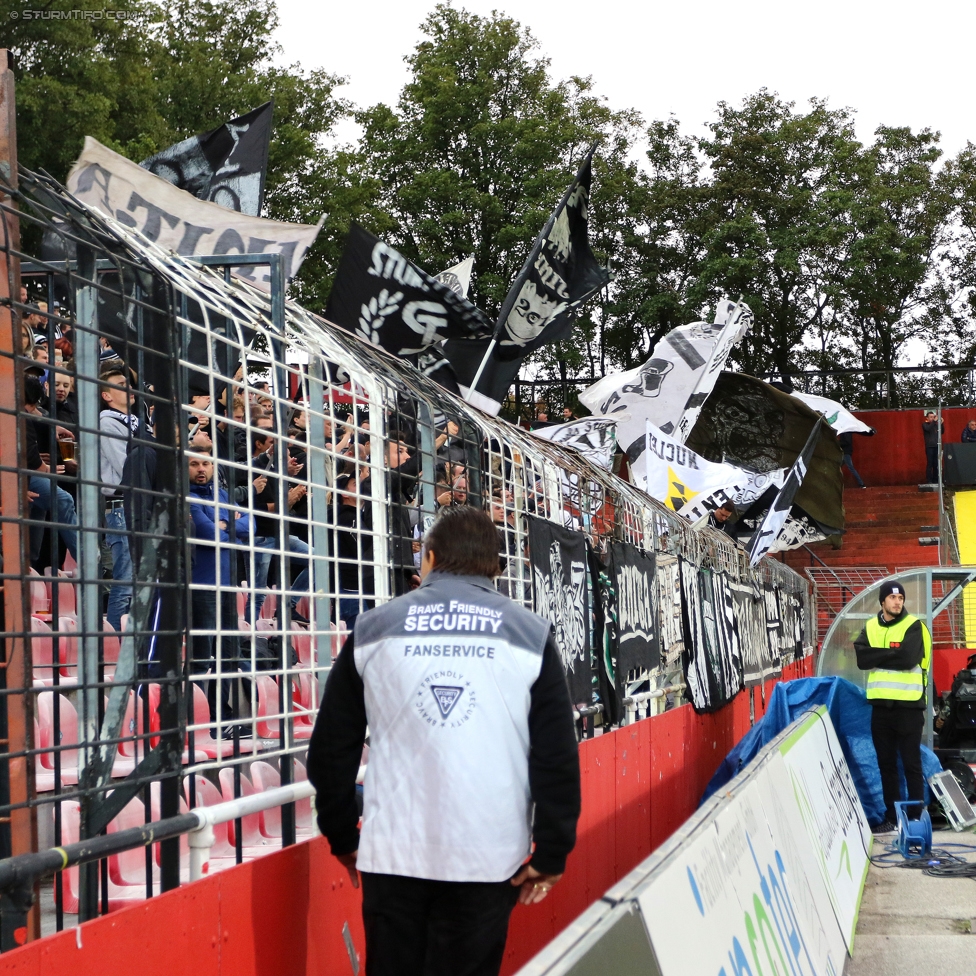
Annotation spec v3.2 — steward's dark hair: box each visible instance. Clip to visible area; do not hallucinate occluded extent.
[424,505,501,578]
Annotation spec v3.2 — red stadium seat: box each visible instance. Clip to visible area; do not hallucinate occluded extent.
[183,774,252,872]
[31,616,54,685]
[186,682,257,760]
[36,691,79,786]
[250,759,315,838]
[256,674,312,740]
[217,767,277,852]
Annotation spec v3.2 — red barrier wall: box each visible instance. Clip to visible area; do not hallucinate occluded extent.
[848,407,976,487]
[0,660,816,976]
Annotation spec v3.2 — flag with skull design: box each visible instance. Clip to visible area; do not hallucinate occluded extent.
[443,145,610,414]
[325,224,491,357]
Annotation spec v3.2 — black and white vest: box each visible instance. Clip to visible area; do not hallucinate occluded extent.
[353,570,551,882]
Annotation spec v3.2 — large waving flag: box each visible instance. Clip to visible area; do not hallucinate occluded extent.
[140,102,274,216]
[747,418,824,566]
[325,225,491,357]
[445,145,610,414]
[580,300,752,465]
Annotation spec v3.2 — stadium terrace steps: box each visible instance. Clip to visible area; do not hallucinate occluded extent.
[782,486,943,576]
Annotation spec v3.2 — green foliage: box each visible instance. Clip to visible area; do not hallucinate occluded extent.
[7,0,976,406]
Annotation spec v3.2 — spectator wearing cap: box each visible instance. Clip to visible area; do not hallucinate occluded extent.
[854,580,932,833]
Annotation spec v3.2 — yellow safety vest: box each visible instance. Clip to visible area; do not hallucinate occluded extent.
[864,613,932,702]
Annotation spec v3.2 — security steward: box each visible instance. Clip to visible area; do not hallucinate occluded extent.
[307,505,581,976]
[855,580,932,833]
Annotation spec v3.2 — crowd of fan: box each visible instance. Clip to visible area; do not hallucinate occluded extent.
[18,291,517,735]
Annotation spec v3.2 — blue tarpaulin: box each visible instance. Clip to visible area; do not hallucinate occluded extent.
[701,676,942,825]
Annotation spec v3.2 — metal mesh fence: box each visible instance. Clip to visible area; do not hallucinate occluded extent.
[0,169,813,931]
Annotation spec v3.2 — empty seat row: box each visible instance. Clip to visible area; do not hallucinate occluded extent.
[53,760,315,913]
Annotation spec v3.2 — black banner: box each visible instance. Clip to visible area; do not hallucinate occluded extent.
[141,102,274,216]
[610,542,660,678]
[589,548,619,726]
[710,572,743,701]
[326,225,491,358]
[527,516,591,705]
[731,579,772,686]
[681,559,741,713]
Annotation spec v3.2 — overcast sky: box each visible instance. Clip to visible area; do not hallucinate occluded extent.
[274,0,976,158]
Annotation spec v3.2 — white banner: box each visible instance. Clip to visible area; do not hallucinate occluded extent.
[579,299,752,453]
[792,392,873,435]
[67,137,322,289]
[435,255,474,298]
[775,707,873,949]
[637,774,848,976]
[531,417,616,470]
[633,420,753,518]
[634,709,866,975]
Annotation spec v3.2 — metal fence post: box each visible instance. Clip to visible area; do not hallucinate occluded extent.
[0,46,39,946]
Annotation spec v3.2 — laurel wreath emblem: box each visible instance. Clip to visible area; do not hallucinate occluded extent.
[357,289,403,344]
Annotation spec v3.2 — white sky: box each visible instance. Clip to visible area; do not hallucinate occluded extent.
[274,0,976,159]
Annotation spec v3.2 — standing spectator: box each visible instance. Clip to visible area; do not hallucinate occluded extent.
[708,501,738,536]
[854,580,931,832]
[99,367,139,630]
[838,431,866,488]
[23,375,77,566]
[245,429,310,624]
[530,405,553,430]
[188,449,251,730]
[921,411,943,484]
[962,419,976,444]
[307,506,580,976]
[561,406,575,422]
[334,464,374,627]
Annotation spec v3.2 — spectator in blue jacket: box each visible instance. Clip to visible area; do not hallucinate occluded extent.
[189,449,251,734]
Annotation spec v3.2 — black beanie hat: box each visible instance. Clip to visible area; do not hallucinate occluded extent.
[878,580,905,604]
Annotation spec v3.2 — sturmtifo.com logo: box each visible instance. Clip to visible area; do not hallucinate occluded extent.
[415,670,477,728]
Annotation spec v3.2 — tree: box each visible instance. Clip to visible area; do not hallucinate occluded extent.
[3,0,353,305]
[351,5,640,321]
[695,91,862,378]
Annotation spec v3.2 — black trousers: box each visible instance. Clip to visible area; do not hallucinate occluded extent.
[925,445,939,483]
[360,871,520,976]
[871,705,925,822]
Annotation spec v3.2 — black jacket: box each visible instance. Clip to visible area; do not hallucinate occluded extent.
[854,609,927,709]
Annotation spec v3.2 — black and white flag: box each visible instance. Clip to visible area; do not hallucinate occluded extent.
[747,418,823,566]
[326,225,491,357]
[140,102,274,216]
[580,300,752,453]
[657,555,684,671]
[445,145,610,414]
[730,580,773,686]
[610,542,660,676]
[527,516,591,704]
[532,417,617,469]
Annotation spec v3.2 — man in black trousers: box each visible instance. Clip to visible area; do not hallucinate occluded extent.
[855,580,932,833]
[307,505,581,976]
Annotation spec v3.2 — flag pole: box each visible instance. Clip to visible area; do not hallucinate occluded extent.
[645,418,652,491]
[463,143,599,405]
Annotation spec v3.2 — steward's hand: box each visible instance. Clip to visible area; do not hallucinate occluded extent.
[336,850,359,889]
[510,864,562,905]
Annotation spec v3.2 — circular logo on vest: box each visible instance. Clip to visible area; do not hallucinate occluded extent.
[415,669,477,729]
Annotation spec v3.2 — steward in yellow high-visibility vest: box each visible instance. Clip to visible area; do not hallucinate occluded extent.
[854,580,931,833]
